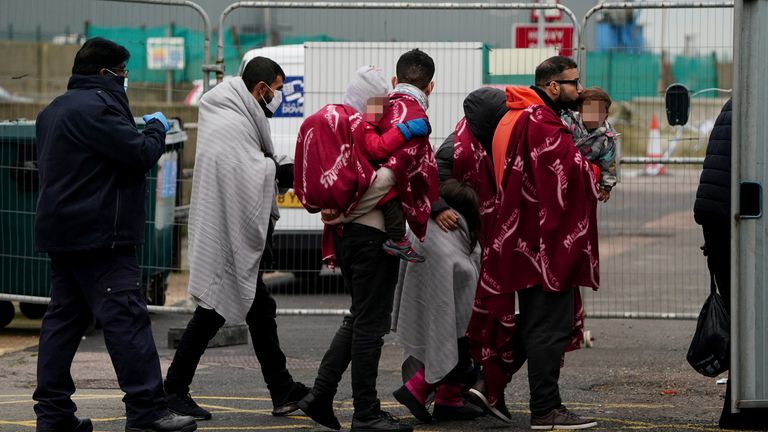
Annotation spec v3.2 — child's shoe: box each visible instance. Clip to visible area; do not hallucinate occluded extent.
[382,238,425,263]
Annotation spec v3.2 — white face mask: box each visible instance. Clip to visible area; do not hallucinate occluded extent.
[261,87,283,114]
[105,68,128,92]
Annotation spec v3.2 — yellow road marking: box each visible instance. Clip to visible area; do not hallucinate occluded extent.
[197,427,314,430]
[0,394,722,431]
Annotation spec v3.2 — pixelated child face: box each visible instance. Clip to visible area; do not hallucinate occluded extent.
[580,100,609,130]
[364,96,386,123]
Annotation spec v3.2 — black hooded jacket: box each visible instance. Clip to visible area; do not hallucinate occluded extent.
[431,87,508,216]
[693,99,732,225]
[34,74,167,252]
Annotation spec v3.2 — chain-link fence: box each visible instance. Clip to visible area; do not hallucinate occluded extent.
[0,0,737,324]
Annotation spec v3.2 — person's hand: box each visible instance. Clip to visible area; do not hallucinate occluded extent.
[435,208,459,231]
[142,112,170,132]
[396,118,431,140]
[321,208,341,225]
[598,189,611,202]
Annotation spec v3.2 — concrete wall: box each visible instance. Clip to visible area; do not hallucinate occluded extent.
[0,41,79,100]
[0,41,195,103]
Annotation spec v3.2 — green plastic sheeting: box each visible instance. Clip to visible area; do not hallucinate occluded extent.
[85,26,341,83]
[672,53,719,98]
[584,52,660,101]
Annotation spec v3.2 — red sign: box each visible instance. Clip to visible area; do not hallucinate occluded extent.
[530,0,562,22]
[514,25,574,57]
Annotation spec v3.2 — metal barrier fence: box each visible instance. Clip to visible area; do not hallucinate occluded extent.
[0,0,212,322]
[580,1,734,318]
[0,0,736,323]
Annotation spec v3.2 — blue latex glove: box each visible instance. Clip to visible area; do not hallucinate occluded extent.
[142,112,170,132]
[395,118,430,141]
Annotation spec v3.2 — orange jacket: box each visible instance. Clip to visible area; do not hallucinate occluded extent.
[491,86,543,185]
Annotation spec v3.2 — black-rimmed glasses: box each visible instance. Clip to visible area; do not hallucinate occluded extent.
[550,78,580,86]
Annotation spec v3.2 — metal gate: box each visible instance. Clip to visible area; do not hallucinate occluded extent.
[579,1,734,318]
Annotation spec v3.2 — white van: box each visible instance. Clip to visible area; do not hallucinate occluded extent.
[238,42,486,280]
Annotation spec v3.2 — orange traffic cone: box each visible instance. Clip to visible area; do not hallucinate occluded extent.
[644,114,666,176]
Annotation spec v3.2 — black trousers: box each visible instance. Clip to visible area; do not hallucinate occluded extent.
[164,274,294,398]
[34,247,167,429]
[380,199,405,241]
[517,285,575,416]
[311,223,400,419]
[702,224,730,310]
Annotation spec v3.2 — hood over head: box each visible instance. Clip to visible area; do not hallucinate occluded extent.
[463,87,509,155]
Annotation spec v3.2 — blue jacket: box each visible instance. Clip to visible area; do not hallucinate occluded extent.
[694,99,732,225]
[34,74,166,252]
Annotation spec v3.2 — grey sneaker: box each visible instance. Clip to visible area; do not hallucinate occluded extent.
[530,405,597,430]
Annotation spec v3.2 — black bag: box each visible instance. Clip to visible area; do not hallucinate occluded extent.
[687,271,730,377]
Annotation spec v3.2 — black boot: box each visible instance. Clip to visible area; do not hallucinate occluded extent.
[271,381,311,416]
[297,391,341,430]
[125,413,197,432]
[167,393,211,420]
[37,417,93,432]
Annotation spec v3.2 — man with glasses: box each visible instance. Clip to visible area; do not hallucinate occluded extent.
[33,37,197,432]
[467,56,600,430]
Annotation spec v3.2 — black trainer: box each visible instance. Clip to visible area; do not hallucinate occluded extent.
[382,240,426,263]
[297,391,341,430]
[392,385,432,423]
[433,401,485,422]
[350,410,413,432]
[467,384,512,423]
[125,413,197,432]
[167,393,211,421]
[37,417,93,432]
[272,381,311,416]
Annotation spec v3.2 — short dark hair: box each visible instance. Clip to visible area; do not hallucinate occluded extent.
[242,56,285,92]
[535,56,578,86]
[396,49,435,90]
[579,87,612,111]
[72,37,130,75]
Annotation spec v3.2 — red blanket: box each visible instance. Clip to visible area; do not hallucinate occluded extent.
[294,104,376,215]
[466,104,600,405]
[376,92,439,241]
[451,117,497,245]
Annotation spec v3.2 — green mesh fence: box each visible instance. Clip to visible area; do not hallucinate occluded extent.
[86,24,251,83]
[584,51,661,100]
[672,53,719,97]
[85,25,341,83]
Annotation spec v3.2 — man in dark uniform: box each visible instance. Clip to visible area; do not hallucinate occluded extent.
[32,37,196,432]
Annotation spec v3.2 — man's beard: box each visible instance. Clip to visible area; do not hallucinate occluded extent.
[557,93,579,111]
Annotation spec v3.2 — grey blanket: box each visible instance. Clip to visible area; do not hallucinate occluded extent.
[187,77,276,324]
[391,216,481,384]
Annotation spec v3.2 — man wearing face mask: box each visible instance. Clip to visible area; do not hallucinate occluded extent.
[163,56,309,422]
[33,37,196,432]
[466,56,601,430]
